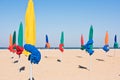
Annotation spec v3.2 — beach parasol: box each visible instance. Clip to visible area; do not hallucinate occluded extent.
[8,34,13,52]
[13,31,16,45]
[23,0,36,56]
[103,31,109,52]
[81,34,85,50]
[59,32,64,52]
[105,31,109,45]
[114,35,119,48]
[11,31,16,54]
[45,35,50,48]
[24,44,41,64]
[85,25,94,56]
[58,32,64,62]
[89,25,93,49]
[18,22,23,47]
[113,34,119,56]
[17,22,24,57]
[24,0,41,80]
[84,25,94,71]
[9,34,12,46]
[8,34,16,58]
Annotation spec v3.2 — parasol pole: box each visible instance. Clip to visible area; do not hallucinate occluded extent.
[61,52,62,62]
[24,0,36,79]
[30,62,33,80]
[89,25,93,71]
[114,49,116,57]
[89,55,92,71]
[59,32,64,62]
[104,51,107,60]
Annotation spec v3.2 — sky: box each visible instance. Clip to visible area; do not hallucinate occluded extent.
[0,0,120,47]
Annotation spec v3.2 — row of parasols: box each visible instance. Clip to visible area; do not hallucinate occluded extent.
[8,24,119,62]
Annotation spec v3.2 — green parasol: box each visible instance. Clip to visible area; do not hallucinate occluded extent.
[114,35,119,48]
[60,32,64,44]
[18,22,23,47]
[89,25,93,49]
[13,31,16,45]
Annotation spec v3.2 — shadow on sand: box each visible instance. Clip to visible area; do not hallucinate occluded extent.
[13,60,19,63]
[76,56,82,58]
[96,59,104,61]
[28,77,34,80]
[19,66,25,72]
[57,59,61,62]
[78,65,89,70]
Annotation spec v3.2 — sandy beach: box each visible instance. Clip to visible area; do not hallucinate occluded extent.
[0,49,120,80]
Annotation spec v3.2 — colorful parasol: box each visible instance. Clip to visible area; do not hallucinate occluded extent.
[45,35,50,48]
[23,0,41,80]
[103,31,109,52]
[85,25,94,56]
[8,34,13,52]
[89,25,93,49]
[105,31,109,45]
[24,44,41,64]
[13,31,16,45]
[9,34,12,46]
[81,34,85,50]
[18,22,23,47]
[114,35,119,48]
[23,0,36,56]
[59,32,64,52]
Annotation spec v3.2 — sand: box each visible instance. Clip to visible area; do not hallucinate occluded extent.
[0,49,120,80]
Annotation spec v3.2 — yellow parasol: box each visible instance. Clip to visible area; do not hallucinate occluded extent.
[23,0,36,56]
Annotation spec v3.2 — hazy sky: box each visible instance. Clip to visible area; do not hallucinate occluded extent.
[0,0,120,47]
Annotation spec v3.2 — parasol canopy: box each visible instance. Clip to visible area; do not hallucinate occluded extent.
[23,0,36,56]
[59,32,64,52]
[114,35,119,48]
[81,34,85,50]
